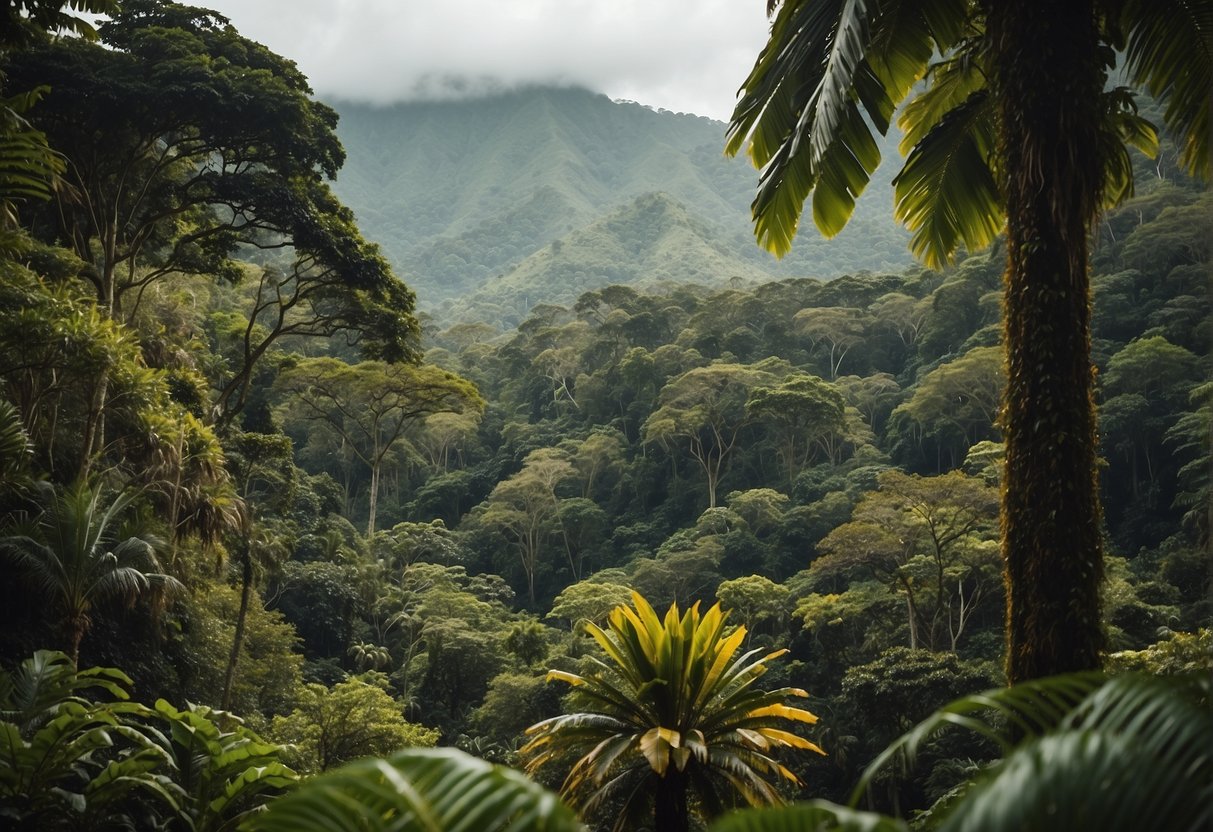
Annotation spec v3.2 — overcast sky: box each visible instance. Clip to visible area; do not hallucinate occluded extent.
[195,0,773,121]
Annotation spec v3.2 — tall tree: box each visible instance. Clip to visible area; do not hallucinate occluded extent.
[276,358,482,537]
[475,447,576,604]
[644,363,780,509]
[813,470,1001,652]
[523,593,822,832]
[746,373,846,485]
[3,0,420,436]
[726,0,1210,682]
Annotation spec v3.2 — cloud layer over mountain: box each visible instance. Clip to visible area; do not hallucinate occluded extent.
[195,0,772,120]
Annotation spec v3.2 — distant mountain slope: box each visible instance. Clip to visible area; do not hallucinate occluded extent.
[456,192,774,324]
[330,86,912,322]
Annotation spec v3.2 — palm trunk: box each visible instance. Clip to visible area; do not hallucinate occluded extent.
[654,770,689,832]
[67,615,87,669]
[990,0,1106,683]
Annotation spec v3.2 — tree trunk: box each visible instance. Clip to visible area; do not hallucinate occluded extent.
[654,770,689,832]
[989,0,1106,683]
[366,460,380,538]
[67,615,87,669]
[222,546,254,710]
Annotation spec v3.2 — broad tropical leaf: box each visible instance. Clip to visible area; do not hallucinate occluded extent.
[0,649,133,731]
[243,747,582,832]
[0,652,182,829]
[146,699,298,832]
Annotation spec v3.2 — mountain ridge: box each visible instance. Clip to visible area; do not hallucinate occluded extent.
[328,85,913,325]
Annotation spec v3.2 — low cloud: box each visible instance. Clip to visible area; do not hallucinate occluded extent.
[200,0,771,120]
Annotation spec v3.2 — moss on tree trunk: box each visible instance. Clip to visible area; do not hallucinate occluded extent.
[989,0,1107,683]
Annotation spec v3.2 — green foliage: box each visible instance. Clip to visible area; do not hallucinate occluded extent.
[0,480,181,664]
[891,346,1004,460]
[269,674,438,774]
[470,672,564,759]
[277,357,483,536]
[811,470,1000,653]
[4,0,421,426]
[144,699,298,832]
[245,746,583,832]
[0,650,294,831]
[715,576,791,639]
[1107,629,1212,675]
[0,651,177,829]
[858,672,1212,831]
[547,581,636,631]
[180,584,304,718]
[644,362,783,508]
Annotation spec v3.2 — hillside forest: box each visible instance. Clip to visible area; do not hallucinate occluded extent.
[0,2,1209,831]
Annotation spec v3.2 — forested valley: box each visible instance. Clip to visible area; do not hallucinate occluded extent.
[0,2,1209,831]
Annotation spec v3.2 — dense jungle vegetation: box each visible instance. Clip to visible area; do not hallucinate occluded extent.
[0,1,1209,830]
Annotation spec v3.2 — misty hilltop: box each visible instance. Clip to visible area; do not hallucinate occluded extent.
[329,86,912,326]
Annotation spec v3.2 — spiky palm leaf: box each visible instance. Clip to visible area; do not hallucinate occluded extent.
[243,747,582,832]
[522,593,822,831]
[0,398,31,478]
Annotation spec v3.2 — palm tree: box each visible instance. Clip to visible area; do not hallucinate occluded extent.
[522,592,823,832]
[0,479,180,665]
[726,0,1210,682]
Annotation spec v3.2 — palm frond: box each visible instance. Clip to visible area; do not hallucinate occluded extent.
[1118,0,1213,179]
[893,90,1001,267]
[728,0,974,256]
[0,88,64,222]
[1098,86,1160,207]
[851,672,1103,803]
[0,398,31,477]
[727,0,888,255]
[708,800,907,832]
[244,747,583,832]
[851,672,1211,832]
